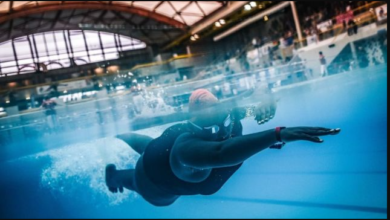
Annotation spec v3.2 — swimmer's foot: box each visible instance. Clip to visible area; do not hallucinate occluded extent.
[105,164,124,193]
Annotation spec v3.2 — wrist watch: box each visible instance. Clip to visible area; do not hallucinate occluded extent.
[270,127,286,149]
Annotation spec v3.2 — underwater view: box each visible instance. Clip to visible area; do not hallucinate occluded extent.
[0,1,387,218]
[0,64,387,218]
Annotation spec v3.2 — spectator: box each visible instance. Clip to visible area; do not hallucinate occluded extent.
[286,31,294,46]
[347,19,358,36]
[319,51,328,77]
[40,95,58,133]
[352,19,358,35]
[378,7,386,20]
[272,55,283,66]
[91,76,102,91]
[46,81,68,98]
[6,89,18,106]
[279,37,286,50]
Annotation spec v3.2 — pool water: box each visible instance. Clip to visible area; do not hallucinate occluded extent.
[0,64,387,218]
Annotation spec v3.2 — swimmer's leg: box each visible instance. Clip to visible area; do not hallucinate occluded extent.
[116,133,153,155]
[105,164,136,193]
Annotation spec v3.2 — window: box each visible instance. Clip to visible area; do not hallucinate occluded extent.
[54,31,68,55]
[43,32,59,56]
[0,30,146,75]
[0,41,14,62]
[18,58,34,66]
[90,54,105,63]
[33,34,48,57]
[85,31,102,51]
[0,61,17,68]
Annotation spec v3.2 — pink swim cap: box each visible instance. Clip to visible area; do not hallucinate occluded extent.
[188,89,218,113]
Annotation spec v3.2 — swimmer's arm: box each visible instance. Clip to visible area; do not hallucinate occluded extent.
[173,128,339,169]
[172,130,279,169]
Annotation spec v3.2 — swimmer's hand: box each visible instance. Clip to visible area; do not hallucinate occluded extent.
[255,95,278,125]
[280,127,341,143]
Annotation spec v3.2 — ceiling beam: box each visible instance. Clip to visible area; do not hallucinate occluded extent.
[195,1,207,17]
[162,1,248,50]
[112,10,152,44]
[8,1,13,13]
[96,10,108,25]
[7,19,13,39]
[13,16,68,30]
[0,2,185,29]
[50,9,62,29]
[66,9,76,29]
[214,1,291,41]
[191,1,248,35]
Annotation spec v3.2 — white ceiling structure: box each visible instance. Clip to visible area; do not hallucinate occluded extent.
[0,1,241,77]
[0,1,227,45]
[0,1,224,26]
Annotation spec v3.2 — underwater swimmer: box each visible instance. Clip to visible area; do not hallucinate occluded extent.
[105,89,341,206]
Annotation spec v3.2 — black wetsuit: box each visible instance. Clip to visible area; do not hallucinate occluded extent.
[142,121,243,196]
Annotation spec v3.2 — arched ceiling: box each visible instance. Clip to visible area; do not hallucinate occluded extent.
[0,1,227,45]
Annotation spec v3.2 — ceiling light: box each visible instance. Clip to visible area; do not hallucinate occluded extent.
[244,4,252,11]
[190,36,196,41]
[219,19,226,25]
[194,34,199,39]
[264,15,269,21]
[215,21,221,27]
[250,2,257,7]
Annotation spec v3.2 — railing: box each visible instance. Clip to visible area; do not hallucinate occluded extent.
[293,1,386,49]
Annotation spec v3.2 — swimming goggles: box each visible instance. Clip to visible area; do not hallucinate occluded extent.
[188,114,233,139]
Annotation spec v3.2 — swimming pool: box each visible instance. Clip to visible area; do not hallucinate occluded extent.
[0,64,387,218]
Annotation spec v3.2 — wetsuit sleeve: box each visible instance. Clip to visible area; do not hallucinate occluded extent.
[231,107,247,120]
[172,129,278,169]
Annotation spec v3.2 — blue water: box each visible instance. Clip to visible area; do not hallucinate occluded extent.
[0,65,387,218]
